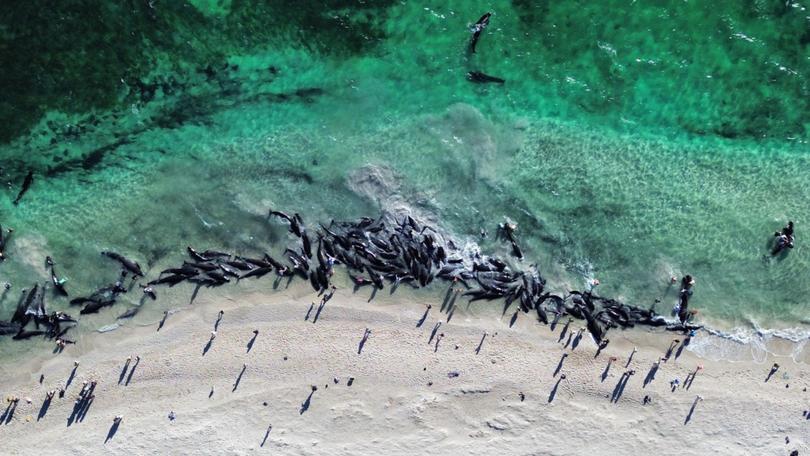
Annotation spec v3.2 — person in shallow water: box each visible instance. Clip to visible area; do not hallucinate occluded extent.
[677,275,695,323]
[772,221,795,254]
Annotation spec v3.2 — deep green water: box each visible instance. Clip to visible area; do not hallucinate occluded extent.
[0,1,809,352]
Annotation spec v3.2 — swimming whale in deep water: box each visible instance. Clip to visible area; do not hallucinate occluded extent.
[12,170,34,206]
[466,71,505,84]
[469,12,492,54]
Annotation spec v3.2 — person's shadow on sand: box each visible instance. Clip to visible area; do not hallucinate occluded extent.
[548,376,563,403]
[300,388,316,415]
[246,333,258,353]
[684,397,701,425]
[125,358,140,386]
[37,396,53,421]
[203,338,214,356]
[232,365,247,392]
[261,424,273,447]
[105,421,120,444]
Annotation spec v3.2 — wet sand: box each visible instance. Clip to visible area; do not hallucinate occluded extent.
[0,282,806,455]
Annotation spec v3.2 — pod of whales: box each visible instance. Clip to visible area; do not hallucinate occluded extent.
[0,211,698,348]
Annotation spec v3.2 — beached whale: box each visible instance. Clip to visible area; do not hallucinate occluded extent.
[12,170,34,206]
[102,251,144,277]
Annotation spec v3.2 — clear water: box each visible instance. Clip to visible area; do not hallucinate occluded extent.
[0,1,808,355]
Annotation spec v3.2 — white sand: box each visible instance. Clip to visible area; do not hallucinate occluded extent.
[0,283,806,456]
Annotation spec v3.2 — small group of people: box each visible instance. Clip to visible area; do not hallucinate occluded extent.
[678,275,696,322]
[773,221,795,255]
[668,221,796,325]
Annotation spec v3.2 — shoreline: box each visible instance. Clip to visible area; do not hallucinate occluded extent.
[3,273,809,377]
[1,279,808,455]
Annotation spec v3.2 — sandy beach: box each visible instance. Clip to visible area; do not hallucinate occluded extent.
[1,279,806,456]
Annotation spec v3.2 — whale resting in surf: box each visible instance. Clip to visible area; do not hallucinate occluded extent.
[102,251,144,277]
[466,71,505,84]
[0,321,21,336]
[12,170,34,206]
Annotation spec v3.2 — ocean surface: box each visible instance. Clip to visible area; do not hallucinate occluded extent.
[0,1,808,357]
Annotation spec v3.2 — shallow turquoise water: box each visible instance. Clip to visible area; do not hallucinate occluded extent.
[0,1,808,346]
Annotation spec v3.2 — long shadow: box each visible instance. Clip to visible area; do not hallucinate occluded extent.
[125,359,140,386]
[312,302,325,323]
[367,287,378,303]
[643,363,659,388]
[441,286,454,312]
[563,332,573,349]
[509,312,518,328]
[203,338,214,356]
[625,350,636,368]
[189,283,202,305]
[304,303,314,321]
[300,390,315,414]
[66,366,78,387]
[446,305,455,323]
[76,398,94,422]
[685,373,696,390]
[357,330,370,355]
[118,362,131,385]
[434,335,443,353]
[67,393,95,426]
[571,332,583,350]
[416,306,430,328]
[157,313,168,332]
[1,402,17,424]
[675,338,689,360]
[105,421,121,443]
[684,399,700,424]
[549,313,561,332]
[475,333,487,355]
[557,320,571,343]
[247,333,258,353]
[37,396,53,421]
[765,365,779,382]
[428,322,441,344]
[553,354,567,377]
[548,377,563,403]
[601,362,612,383]
[66,402,81,426]
[664,341,679,360]
[261,424,273,447]
[232,365,247,392]
[611,373,630,403]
